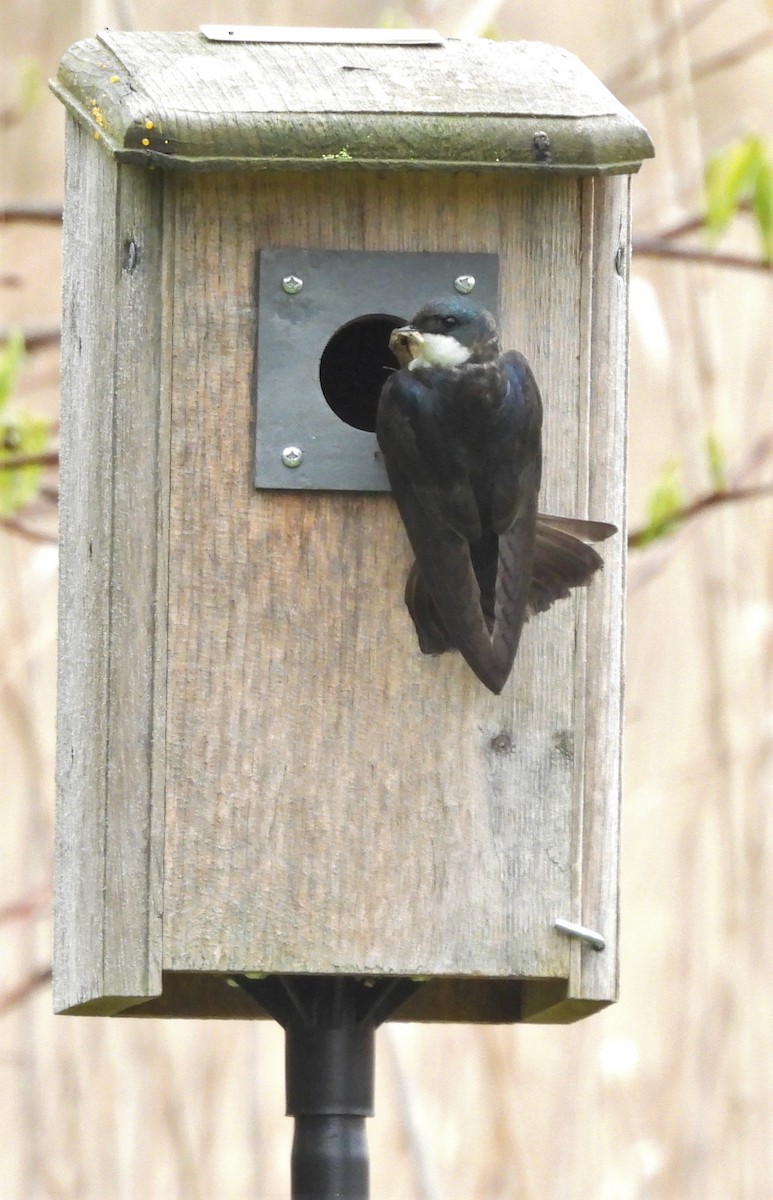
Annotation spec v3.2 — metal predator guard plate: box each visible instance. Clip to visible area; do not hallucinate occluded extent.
[254,249,499,492]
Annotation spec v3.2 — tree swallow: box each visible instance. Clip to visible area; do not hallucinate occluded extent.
[376,297,615,694]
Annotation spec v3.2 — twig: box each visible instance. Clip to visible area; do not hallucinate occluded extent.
[0,883,50,926]
[0,968,52,1016]
[606,0,731,92]
[653,214,706,241]
[633,238,772,272]
[628,483,773,549]
[0,325,61,352]
[0,516,58,545]
[624,26,773,103]
[639,201,754,244]
[0,451,59,470]
[0,203,63,224]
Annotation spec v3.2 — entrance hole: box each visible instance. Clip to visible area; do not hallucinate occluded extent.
[319,313,406,432]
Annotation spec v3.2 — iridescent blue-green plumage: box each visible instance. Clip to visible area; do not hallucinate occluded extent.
[377,298,614,694]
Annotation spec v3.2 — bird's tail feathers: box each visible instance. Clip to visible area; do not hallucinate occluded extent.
[405,515,614,687]
[529,522,606,616]
[405,563,454,655]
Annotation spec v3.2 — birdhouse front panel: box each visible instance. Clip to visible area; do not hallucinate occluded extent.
[155,167,620,988]
[53,31,649,1022]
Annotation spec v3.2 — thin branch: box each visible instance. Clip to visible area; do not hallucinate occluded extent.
[0,884,50,926]
[692,25,773,78]
[0,451,59,470]
[633,238,772,272]
[606,0,731,91]
[628,483,773,549]
[0,325,60,352]
[653,214,707,241]
[639,200,754,244]
[624,26,773,103]
[0,968,52,1016]
[0,203,63,224]
[0,516,58,544]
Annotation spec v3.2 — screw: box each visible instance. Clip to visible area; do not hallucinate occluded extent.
[554,918,606,951]
[281,446,303,468]
[282,275,303,294]
[532,130,552,163]
[615,245,626,277]
[454,274,476,294]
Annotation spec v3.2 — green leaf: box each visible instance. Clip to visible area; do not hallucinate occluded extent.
[0,413,50,517]
[17,57,44,113]
[0,332,53,517]
[752,155,773,264]
[705,134,773,262]
[705,431,727,493]
[641,459,685,546]
[704,134,765,240]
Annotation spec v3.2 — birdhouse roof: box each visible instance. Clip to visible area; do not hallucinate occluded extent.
[52,29,654,175]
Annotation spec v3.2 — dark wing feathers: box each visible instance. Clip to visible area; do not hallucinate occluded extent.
[378,350,615,693]
[538,514,617,542]
[382,457,504,692]
[491,479,538,689]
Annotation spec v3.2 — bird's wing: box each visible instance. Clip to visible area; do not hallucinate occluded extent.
[490,354,543,686]
[382,454,503,692]
[529,522,605,615]
[377,370,502,692]
[538,513,617,542]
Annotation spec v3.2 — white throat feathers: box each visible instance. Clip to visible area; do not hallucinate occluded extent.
[408,332,473,371]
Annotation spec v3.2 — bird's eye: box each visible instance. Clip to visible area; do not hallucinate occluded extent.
[441,315,458,329]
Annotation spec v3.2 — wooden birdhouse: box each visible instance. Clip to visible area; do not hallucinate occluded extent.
[52,28,653,1027]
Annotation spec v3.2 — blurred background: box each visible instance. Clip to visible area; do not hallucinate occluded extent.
[2,1,772,1197]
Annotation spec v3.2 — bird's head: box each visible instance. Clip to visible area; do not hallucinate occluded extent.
[389,298,500,370]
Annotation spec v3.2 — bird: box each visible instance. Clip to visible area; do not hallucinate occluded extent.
[376,297,616,694]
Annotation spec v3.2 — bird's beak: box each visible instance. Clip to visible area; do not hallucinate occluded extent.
[389,325,425,367]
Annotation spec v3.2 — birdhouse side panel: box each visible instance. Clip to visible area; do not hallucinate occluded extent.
[55,120,166,1012]
[575,174,630,1006]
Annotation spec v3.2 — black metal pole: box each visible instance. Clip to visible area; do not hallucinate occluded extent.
[287,1025,374,1200]
[232,974,424,1200]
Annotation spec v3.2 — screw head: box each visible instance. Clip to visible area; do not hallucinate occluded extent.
[281,445,304,469]
[281,275,303,294]
[454,274,476,294]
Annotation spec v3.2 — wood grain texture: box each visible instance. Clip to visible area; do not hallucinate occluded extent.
[522,176,629,1021]
[55,158,627,1017]
[576,174,630,1002]
[160,170,605,987]
[52,32,654,173]
[54,117,165,1013]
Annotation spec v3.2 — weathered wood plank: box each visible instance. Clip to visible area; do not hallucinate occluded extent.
[54,117,165,1013]
[160,170,601,985]
[55,118,117,1013]
[576,174,630,1002]
[102,159,166,1004]
[523,175,629,1022]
